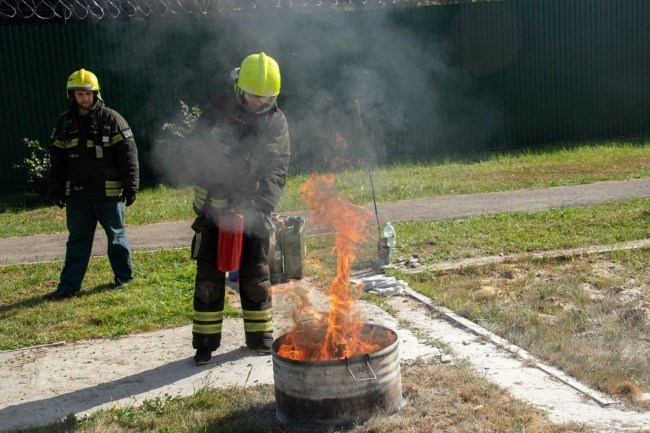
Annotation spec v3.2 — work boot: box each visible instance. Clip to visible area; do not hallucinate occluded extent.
[113,280,129,291]
[44,288,79,301]
[246,333,273,354]
[258,336,273,354]
[193,348,213,365]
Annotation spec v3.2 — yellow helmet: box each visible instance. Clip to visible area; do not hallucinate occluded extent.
[66,68,102,100]
[235,52,281,97]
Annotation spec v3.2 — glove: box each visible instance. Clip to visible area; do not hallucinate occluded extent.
[48,193,65,209]
[121,190,137,207]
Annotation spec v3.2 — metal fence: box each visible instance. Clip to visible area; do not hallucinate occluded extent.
[2,0,649,194]
[1,0,426,22]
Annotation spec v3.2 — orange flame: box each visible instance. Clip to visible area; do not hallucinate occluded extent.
[276,174,381,361]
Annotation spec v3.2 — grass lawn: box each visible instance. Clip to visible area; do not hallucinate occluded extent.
[2,141,650,432]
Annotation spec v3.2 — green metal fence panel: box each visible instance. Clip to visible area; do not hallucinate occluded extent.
[474,0,650,148]
[2,0,650,194]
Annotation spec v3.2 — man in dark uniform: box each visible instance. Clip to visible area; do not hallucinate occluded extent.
[188,53,290,365]
[45,68,139,300]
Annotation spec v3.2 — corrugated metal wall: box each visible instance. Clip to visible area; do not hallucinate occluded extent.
[483,0,650,146]
[2,0,649,194]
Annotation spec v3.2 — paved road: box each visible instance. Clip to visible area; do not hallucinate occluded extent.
[1,178,649,266]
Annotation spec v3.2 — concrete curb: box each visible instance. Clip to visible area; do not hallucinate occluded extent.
[402,287,616,407]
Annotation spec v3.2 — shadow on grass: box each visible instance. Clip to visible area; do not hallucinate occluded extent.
[0,283,119,317]
[201,402,285,433]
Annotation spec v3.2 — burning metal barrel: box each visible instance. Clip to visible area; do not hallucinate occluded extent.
[272,323,403,428]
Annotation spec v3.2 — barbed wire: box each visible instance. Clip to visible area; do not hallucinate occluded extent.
[0,0,436,21]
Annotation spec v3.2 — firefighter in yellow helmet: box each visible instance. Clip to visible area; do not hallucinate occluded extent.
[187,53,290,365]
[44,68,139,300]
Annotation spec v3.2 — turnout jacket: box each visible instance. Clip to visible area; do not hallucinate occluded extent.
[190,91,290,217]
[48,99,139,201]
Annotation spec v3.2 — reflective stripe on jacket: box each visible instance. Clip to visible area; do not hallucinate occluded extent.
[188,91,290,216]
[48,99,139,201]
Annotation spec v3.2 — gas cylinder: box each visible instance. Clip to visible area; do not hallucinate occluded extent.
[216,210,244,272]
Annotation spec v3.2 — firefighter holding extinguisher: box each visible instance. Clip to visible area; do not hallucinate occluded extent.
[187,53,291,365]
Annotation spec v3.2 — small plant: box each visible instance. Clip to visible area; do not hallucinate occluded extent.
[162,100,201,138]
[153,100,202,185]
[13,137,50,196]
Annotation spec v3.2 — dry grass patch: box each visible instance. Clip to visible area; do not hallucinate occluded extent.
[24,361,594,433]
[407,247,650,405]
[370,361,593,433]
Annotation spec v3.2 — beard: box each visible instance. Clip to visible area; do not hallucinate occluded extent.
[77,100,94,111]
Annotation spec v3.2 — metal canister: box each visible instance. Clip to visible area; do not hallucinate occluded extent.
[282,216,305,280]
[270,216,285,284]
[376,237,389,267]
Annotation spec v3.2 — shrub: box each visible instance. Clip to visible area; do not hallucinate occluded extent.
[162,100,201,138]
[13,138,50,196]
[151,101,201,186]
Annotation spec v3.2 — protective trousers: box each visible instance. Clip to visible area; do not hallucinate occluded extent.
[59,199,133,293]
[191,215,273,351]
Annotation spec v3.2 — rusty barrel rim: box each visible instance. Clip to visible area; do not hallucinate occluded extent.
[271,323,398,364]
[272,323,403,428]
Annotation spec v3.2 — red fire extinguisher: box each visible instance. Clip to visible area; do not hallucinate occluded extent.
[216,210,244,272]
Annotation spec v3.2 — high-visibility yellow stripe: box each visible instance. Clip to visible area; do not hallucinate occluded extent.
[194,310,224,321]
[193,186,228,210]
[193,310,223,335]
[53,138,79,149]
[243,307,273,333]
[244,322,273,333]
[194,186,208,209]
[265,142,280,154]
[209,198,228,208]
[243,309,272,321]
[105,180,123,197]
[192,323,222,334]
[109,134,122,146]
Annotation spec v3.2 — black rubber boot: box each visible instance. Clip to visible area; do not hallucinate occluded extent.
[246,332,273,354]
[193,348,213,365]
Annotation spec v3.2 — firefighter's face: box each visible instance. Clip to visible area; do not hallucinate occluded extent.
[73,90,95,113]
[243,92,272,111]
